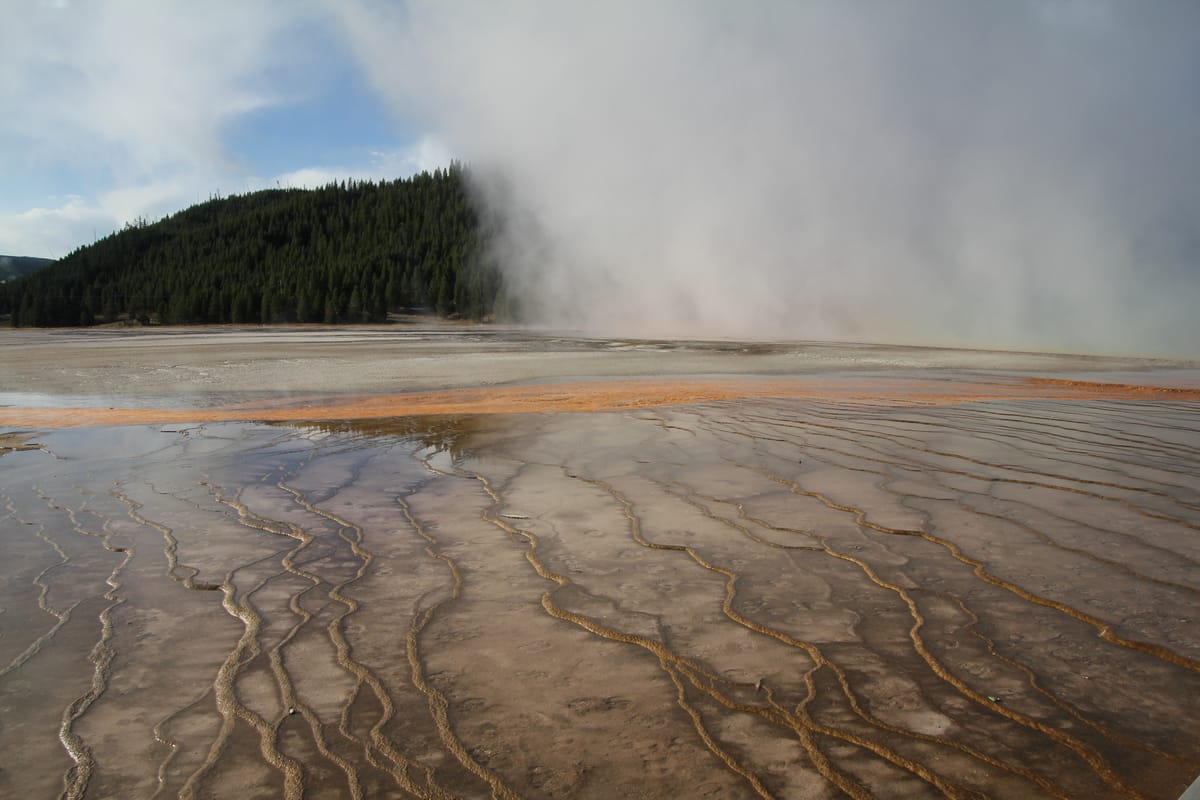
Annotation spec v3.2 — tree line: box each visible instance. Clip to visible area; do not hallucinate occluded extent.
[0,165,506,327]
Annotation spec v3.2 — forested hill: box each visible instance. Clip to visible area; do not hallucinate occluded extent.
[0,165,503,327]
[0,255,55,283]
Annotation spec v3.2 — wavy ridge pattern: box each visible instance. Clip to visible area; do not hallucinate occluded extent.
[0,394,1197,799]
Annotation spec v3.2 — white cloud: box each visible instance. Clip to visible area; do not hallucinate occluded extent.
[377,135,455,176]
[264,135,454,190]
[1,133,457,257]
[1,1,308,182]
[0,0,323,255]
[0,2,457,258]
[0,197,115,260]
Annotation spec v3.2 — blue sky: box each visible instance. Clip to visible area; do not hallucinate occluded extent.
[0,1,448,259]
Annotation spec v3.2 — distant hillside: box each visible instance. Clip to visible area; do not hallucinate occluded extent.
[0,255,55,283]
[0,165,505,327]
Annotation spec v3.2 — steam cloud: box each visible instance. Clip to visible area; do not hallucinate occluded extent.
[345,1,1200,356]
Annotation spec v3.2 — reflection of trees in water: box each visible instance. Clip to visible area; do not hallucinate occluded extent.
[277,415,482,461]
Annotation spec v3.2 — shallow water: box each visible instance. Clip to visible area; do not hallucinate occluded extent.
[2,394,1197,799]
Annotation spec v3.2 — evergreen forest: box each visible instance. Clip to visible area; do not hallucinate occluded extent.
[0,255,54,283]
[0,165,504,327]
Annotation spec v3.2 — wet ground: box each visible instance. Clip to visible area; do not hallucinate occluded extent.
[1,327,1198,798]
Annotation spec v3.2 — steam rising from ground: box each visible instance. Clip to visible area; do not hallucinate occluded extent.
[351,3,1200,355]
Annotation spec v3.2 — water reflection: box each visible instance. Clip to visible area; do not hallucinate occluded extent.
[1,397,1198,798]
[274,414,485,463]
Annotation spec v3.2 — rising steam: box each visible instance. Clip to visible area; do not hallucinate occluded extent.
[340,1,1200,357]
